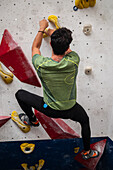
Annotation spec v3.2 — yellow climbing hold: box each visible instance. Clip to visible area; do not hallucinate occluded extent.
[89,0,96,7]
[11,111,30,133]
[21,160,45,170]
[29,166,35,170]
[48,15,61,29]
[0,63,13,84]
[82,0,89,8]
[43,28,49,38]
[20,143,35,154]
[75,0,96,9]
[75,0,84,9]
[37,159,45,170]
[43,15,61,38]
[21,163,28,170]
[74,147,80,153]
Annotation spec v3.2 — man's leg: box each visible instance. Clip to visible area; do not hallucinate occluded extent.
[15,89,66,121]
[15,89,44,122]
[15,90,91,150]
[68,102,91,151]
[67,103,99,159]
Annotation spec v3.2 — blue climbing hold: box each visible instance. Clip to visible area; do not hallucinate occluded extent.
[73,6,78,11]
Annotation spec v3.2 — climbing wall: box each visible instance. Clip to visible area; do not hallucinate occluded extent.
[0,0,113,142]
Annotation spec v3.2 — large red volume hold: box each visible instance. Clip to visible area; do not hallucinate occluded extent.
[35,110,80,139]
[0,29,41,87]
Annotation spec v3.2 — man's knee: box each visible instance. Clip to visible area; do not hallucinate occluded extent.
[15,89,24,99]
[81,114,90,125]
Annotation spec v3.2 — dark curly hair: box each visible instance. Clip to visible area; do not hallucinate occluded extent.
[51,27,73,55]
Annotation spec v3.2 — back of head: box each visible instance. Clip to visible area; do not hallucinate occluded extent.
[51,27,73,55]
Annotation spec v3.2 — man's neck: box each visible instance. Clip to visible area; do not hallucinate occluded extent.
[51,53,65,62]
[51,48,72,62]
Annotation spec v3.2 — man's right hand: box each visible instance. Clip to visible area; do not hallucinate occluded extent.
[39,19,49,31]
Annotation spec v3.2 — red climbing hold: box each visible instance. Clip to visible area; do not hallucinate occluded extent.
[35,110,80,139]
[75,139,107,170]
[0,116,11,127]
[0,29,41,87]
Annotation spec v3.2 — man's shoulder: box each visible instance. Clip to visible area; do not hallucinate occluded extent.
[66,51,79,56]
[32,54,51,69]
[32,54,50,63]
[65,51,80,65]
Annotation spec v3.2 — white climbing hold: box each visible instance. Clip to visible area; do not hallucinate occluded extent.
[83,24,92,35]
[85,66,92,75]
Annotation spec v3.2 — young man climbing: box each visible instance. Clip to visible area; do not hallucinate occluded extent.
[15,19,99,159]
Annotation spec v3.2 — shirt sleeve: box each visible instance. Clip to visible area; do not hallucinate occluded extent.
[32,54,46,71]
[66,51,80,66]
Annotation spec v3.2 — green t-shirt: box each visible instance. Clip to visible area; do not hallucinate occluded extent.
[32,51,80,110]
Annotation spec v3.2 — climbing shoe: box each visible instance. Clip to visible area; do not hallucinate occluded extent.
[11,111,30,133]
[19,113,40,127]
[82,149,99,160]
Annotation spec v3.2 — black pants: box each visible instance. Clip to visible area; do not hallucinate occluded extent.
[15,89,91,151]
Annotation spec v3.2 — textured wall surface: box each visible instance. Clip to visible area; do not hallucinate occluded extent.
[0,0,113,141]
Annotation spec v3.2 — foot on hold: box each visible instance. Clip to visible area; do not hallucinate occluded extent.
[11,111,30,133]
[82,149,99,160]
[19,113,40,127]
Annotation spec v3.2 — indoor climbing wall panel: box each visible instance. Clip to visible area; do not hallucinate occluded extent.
[0,0,113,142]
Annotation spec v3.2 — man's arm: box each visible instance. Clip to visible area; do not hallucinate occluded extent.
[32,19,48,57]
[44,28,56,36]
